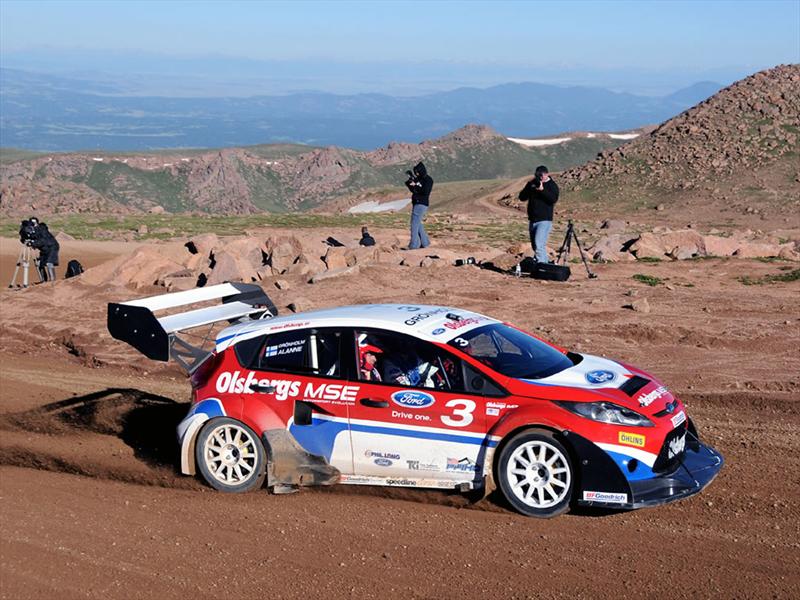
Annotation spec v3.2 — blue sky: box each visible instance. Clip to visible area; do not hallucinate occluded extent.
[1,0,798,94]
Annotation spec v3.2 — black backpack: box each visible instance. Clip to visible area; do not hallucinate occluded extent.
[65,259,84,278]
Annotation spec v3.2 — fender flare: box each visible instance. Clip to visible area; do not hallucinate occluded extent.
[478,406,565,492]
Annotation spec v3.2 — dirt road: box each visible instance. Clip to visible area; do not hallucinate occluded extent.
[1,236,798,599]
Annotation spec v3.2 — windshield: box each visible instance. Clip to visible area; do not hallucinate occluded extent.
[447,324,574,380]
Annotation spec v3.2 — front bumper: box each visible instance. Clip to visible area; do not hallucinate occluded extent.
[624,438,723,508]
[570,423,724,510]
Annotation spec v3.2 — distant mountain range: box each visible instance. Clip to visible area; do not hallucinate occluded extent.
[0,124,639,215]
[0,68,721,151]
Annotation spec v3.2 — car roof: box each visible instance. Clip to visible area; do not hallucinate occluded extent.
[215,303,501,351]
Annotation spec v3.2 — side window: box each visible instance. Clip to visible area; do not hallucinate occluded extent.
[257,329,309,372]
[314,330,342,377]
[354,329,503,396]
[242,328,342,377]
[462,361,505,397]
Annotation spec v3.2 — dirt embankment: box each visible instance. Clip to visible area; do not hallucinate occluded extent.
[0,232,798,599]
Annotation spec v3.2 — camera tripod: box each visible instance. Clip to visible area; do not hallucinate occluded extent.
[555,220,597,279]
[9,243,44,288]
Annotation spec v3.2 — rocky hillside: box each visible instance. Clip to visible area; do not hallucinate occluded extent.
[0,125,629,216]
[559,64,800,219]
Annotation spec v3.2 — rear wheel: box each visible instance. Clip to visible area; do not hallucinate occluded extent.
[195,417,266,493]
[497,430,573,518]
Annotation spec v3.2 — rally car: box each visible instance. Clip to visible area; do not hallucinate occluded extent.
[107,283,723,518]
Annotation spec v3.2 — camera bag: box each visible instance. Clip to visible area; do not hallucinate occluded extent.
[525,260,571,281]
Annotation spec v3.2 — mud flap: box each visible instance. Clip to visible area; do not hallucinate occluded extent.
[261,429,341,488]
[473,474,495,502]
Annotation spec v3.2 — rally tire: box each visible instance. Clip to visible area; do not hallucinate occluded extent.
[497,429,573,518]
[195,417,267,493]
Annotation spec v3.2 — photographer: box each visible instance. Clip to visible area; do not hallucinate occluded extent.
[518,165,559,263]
[19,217,60,281]
[404,162,433,249]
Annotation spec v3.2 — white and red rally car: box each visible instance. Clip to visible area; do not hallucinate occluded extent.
[108,283,722,517]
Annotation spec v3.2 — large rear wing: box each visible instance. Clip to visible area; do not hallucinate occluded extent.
[107,283,277,372]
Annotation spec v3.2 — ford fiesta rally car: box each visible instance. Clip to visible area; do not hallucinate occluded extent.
[108,283,723,518]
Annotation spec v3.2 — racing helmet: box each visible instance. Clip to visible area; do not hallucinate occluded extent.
[359,343,383,370]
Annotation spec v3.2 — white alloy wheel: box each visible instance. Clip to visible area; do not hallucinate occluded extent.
[497,430,574,517]
[505,440,571,509]
[196,417,266,493]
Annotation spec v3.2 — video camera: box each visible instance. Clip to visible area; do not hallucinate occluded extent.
[404,169,418,186]
[19,219,39,246]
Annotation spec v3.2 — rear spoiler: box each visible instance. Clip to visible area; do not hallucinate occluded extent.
[107,283,277,372]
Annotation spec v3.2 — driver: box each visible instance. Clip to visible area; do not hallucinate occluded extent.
[359,343,383,382]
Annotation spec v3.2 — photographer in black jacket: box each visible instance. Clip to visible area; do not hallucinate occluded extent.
[404,162,433,249]
[20,217,60,281]
[518,166,559,263]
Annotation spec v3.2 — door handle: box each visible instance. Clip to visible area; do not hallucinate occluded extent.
[249,382,276,394]
[359,398,389,408]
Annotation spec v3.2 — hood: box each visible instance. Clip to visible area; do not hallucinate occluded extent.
[521,354,631,390]
[413,162,427,177]
[507,353,676,416]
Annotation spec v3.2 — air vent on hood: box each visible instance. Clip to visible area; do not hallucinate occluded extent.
[620,375,651,397]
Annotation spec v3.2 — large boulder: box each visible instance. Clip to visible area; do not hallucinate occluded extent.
[628,232,667,259]
[105,247,185,288]
[206,251,247,285]
[185,233,219,257]
[221,237,266,270]
[629,230,706,260]
[483,252,521,272]
[660,230,706,259]
[600,219,627,232]
[589,234,632,262]
[733,242,783,258]
[778,245,800,261]
[350,247,380,266]
[309,265,360,283]
[284,261,313,277]
[265,236,305,274]
[376,247,402,265]
[323,246,351,270]
[702,235,743,257]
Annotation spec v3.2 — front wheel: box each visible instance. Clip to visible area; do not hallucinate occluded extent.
[497,430,573,518]
[195,417,266,493]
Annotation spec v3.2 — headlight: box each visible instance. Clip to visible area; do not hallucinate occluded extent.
[556,401,654,427]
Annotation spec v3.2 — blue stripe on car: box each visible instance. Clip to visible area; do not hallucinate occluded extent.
[602,448,655,481]
[289,418,497,462]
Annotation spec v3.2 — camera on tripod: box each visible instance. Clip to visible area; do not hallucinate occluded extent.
[19,218,38,247]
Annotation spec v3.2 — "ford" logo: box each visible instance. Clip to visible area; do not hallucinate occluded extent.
[585,370,616,384]
[391,390,435,409]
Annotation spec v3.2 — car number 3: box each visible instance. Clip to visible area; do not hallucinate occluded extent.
[441,399,476,427]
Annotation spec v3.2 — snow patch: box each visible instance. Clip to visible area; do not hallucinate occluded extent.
[608,133,640,140]
[348,198,412,214]
[507,137,572,147]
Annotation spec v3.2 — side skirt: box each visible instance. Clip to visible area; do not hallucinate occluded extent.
[339,474,476,490]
